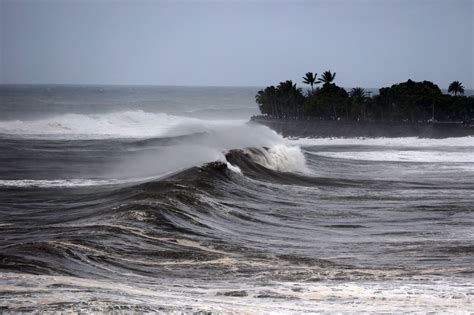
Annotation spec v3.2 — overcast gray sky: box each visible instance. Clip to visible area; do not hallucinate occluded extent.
[1,0,473,88]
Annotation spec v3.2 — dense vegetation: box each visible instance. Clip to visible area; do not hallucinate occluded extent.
[255,71,473,123]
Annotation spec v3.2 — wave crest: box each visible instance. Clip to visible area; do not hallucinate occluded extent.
[0,110,245,139]
[238,145,309,174]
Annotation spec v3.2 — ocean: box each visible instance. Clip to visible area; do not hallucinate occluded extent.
[0,85,473,313]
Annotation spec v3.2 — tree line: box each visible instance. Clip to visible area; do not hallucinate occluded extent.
[255,71,473,123]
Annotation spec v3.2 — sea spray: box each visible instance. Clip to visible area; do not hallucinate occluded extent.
[0,110,309,182]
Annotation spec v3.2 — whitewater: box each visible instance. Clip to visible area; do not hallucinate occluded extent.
[0,86,473,313]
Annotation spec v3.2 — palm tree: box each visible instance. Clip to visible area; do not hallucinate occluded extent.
[317,70,336,86]
[277,80,304,117]
[349,88,367,120]
[255,86,278,117]
[448,81,464,96]
[302,72,317,92]
[349,87,366,98]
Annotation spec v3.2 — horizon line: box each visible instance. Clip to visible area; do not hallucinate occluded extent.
[1,83,473,91]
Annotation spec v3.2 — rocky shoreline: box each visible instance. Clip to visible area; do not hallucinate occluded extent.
[250,117,474,138]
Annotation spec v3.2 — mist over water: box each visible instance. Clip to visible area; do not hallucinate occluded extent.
[0,85,473,313]
[0,85,260,120]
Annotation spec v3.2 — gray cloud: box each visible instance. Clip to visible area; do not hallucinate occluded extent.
[1,0,473,88]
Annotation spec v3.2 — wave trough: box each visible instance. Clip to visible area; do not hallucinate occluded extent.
[1,109,473,313]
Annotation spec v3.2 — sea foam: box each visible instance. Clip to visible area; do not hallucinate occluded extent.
[287,136,474,148]
[0,110,245,139]
[0,110,310,183]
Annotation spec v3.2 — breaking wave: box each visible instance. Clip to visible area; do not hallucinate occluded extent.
[0,110,309,187]
[0,110,246,139]
[0,145,309,188]
[1,110,473,313]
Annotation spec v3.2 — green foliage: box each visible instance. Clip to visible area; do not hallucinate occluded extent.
[349,88,368,120]
[305,83,348,119]
[255,80,304,118]
[255,86,277,116]
[302,72,318,91]
[448,81,464,96]
[434,95,474,121]
[317,70,336,86]
[378,79,442,122]
[256,74,473,123]
[350,87,366,99]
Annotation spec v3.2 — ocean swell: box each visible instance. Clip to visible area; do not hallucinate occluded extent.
[0,110,246,139]
[1,110,473,313]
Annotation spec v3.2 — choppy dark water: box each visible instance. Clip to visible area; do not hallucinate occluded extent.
[0,86,473,313]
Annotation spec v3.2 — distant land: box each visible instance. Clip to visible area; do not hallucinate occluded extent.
[251,71,474,138]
